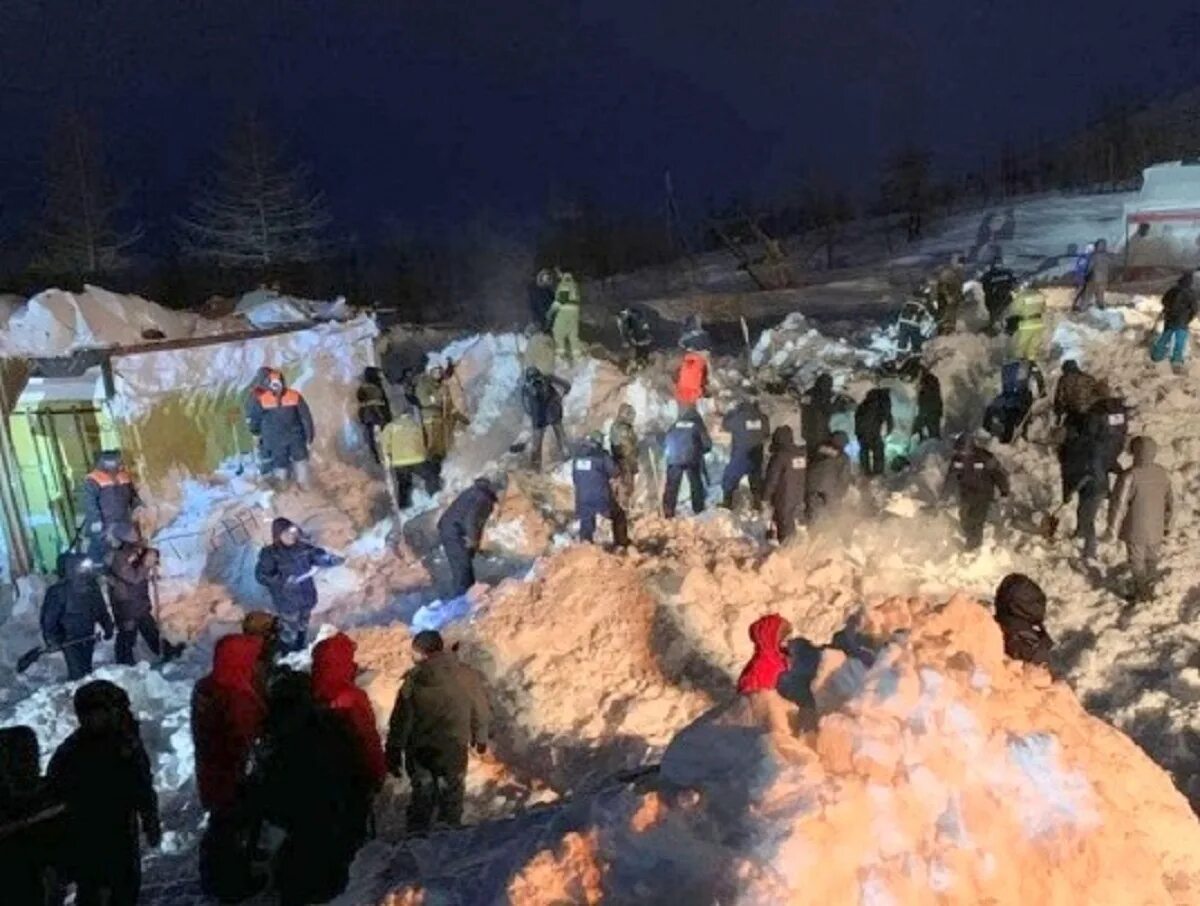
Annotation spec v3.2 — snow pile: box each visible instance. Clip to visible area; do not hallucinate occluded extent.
[0,285,220,356]
[364,594,1200,905]
[235,288,350,327]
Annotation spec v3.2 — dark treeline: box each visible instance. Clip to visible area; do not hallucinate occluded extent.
[2,88,1197,321]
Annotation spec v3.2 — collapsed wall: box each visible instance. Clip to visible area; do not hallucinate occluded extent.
[355,594,1200,906]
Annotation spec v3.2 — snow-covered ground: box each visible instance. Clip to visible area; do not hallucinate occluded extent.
[2,206,1199,900]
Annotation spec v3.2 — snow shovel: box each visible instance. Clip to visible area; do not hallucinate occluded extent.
[17,632,101,674]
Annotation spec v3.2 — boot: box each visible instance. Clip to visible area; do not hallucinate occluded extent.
[720,491,735,510]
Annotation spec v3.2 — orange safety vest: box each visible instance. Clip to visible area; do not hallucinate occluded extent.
[85,469,133,488]
[254,387,303,409]
[675,352,708,405]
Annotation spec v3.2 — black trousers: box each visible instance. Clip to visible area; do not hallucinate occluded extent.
[579,502,629,547]
[857,434,886,476]
[441,529,475,599]
[63,638,96,681]
[663,464,705,517]
[530,424,567,470]
[912,410,941,441]
[960,496,992,550]
[115,615,161,665]
[407,756,466,833]
[773,506,802,542]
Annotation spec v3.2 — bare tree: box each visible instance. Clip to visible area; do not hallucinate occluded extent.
[34,113,142,276]
[178,116,330,268]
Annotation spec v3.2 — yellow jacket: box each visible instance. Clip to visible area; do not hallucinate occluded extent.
[379,416,427,467]
[1011,289,1046,325]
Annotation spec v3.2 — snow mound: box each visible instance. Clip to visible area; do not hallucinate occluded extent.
[363,594,1200,905]
[0,285,219,356]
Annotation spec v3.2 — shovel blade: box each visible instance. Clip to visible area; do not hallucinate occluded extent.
[16,646,44,674]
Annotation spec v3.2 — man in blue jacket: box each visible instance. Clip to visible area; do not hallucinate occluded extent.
[572,433,629,548]
[246,369,316,488]
[721,394,770,510]
[254,518,344,652]
[437,477,502,599]
[40,552,113,680]
[663,407,712,518]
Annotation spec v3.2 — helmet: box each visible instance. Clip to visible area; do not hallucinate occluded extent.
[96,449,123,473]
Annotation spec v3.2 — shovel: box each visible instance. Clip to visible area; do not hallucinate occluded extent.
[1037,479,1086,539]
[17,633,101,674]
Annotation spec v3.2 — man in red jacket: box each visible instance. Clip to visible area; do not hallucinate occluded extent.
[311,633,386,790]
[191,634,268,902]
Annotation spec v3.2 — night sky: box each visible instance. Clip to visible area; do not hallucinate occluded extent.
[2,0,1199,238]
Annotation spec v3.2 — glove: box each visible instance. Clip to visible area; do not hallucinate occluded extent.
[474,742,488,756]
[103,625,115,641]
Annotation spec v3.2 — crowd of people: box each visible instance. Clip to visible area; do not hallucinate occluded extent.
[7,251,1194,903]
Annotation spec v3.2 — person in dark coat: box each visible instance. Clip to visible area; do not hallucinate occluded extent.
[912,367,943,441]
[805,431,852,524]
[108,527,178,666]
[799,373,836,452]
[994,573,1053,667]
[1059,426,1109,561]
[47,680,161,906]
[356,367,393,464]
[245,368,315,487]
[944,434,1010,550]
[983,360,1045,444]
[608,403,640,508]
[1151,271,1198,368]
[721,396,770,510]
[437,478,501,598]
[40,552,113,681]
[1053,360,1102,437]
[854,387,894,476]
[572,433,629,547]
[385,631,490,834]
[192,634,269,903]
[529,269,556,325]
[521,367,571,471]
[762,426,806,542]
[662,406,712,518]
[979,256,1017,333]
[616,306,654,372]
[254,519,344,653]
[0,725,66,906]
[81,449,141,567]
[253,671,371,906]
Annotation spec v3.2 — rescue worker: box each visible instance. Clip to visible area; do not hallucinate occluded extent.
[854,387,894,476]
[254,671,371,905]
[355,367,392,464]
[529,268,557,325]
[1106,436,1173,603]
[735,614,794,733]
[934,254,965,334]
[192,634,268,902]
[1006,286,1047,362]
[246,369,315,488]
[521,367,571,471]
[1074,238,1111,310]
[616,306,654,372]
[798,372,852,453]
[0,725,64,906]
[109,527,180,665]
[1086,389,1129,477]
[48,680,161,906]
[675,346,709,407]
[1151,271,1198,369]
[522,323,557,376]
[547,270,582,365]
[993,573,1053,667]
[983,359,1045,444]
[980,255,1018,333]
[805,431,852,524]
[385,630,491,833]
[678,314,712,351]
[81,449,141,568]
[254,518,345,653]
[913,366,943,441]
[311,633,387,790]
[571,432,629,548]
[437,477,501,599]
[411,365,468,485]
[608,403,640,508]
[1053,360,1102,436]
[40,552,113,681]
[895,286,938,357]
[662,406,712,518]
[721,394,770,509]
[379,406,432,507]
[944,432,1010,550]
[1060,424,1108,561]
[762,426,806,542]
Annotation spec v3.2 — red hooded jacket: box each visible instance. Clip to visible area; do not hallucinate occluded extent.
[191,634,267,813]
[736,614,792,695]
[312,633,386,786]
